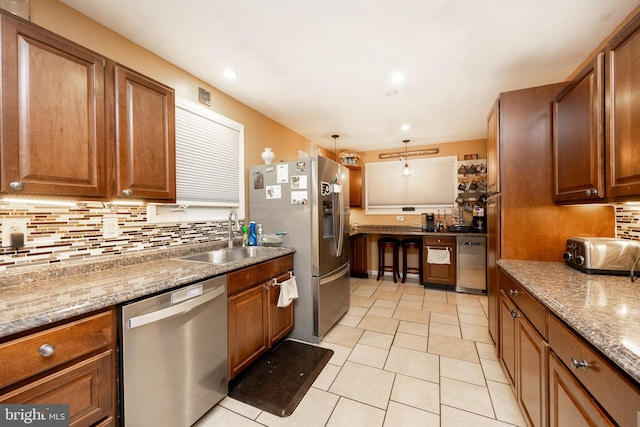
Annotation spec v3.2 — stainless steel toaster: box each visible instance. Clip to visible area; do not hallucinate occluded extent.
[564,237,640,275]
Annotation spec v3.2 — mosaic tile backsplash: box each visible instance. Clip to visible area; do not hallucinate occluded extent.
[616,205,640,240]
[0,202,232,270]
[0,203,638,271]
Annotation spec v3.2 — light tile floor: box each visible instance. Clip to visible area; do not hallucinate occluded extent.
[196,277,526,427]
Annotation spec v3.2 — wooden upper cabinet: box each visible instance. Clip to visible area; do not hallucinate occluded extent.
[486,98,500,195]
[552,52,605,202]
[346,165,362,207]
[113,65,176,202]
[606,12,640,199]
[0,13,107,198]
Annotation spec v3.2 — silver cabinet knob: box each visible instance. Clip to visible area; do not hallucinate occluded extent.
[508,308,520,319]
[585,188,598,197]
[571,357,589,372]
[122,188,133,197]
[38,343,56,357]
[509,289,520,296]
[9,181,24,191]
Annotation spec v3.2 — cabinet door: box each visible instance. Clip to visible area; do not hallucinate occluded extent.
[114,65,176,202]
[423,244,455,286]
[349,233,368,278]
[553,53,605,202]
[0,15,107,198]
[228,284,268,379]
[606,13,640,199]
[517,315,547,427]
[268,272,295,346]
[486,98,500,194]
[548,352,614,427]
[0,351,113,427]
[487,195,500,344]
[347,166,363,207]
[499,291,517,389]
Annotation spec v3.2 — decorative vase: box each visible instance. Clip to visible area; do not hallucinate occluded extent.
[261,147,275,167]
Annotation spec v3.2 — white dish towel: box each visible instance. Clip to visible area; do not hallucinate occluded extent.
[427,247,451,264]
[277,276,299,308]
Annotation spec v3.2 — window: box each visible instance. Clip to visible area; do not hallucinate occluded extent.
[365,156,457,214]
[147,97,245,223]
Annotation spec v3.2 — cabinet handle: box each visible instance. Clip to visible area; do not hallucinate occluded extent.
[509,289,519,296]
[571,357,590,372]
[122,188,133,197]
[508,308,520,318]
[38,343,56,357]
[9,181,24,191]
[585,188,598,197]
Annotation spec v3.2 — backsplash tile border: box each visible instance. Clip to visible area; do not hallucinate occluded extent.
[0,203,637,271]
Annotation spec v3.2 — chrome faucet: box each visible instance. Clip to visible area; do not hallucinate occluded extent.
[228,210,240,248]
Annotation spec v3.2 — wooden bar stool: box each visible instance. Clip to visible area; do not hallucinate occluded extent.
[377,237,400,282]
[401,238,424,283]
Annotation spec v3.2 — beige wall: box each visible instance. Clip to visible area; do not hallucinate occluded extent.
[350,138,487,226]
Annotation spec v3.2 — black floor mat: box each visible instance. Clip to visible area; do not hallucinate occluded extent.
[228,340,334,417]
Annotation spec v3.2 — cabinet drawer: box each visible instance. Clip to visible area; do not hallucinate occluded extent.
[499,270,546,338]
[0,350,113,427]
[0,310,114,389]
[228,254,294,295]
[547,313,640,427]
[423,236,455,247]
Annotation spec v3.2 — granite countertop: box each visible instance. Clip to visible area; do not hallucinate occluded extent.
[351,224,486,237]
[0,243,295,339]
[498,259,640,385]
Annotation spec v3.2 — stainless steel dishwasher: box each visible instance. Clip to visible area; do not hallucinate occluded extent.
[456,236,487,294]
[120,275,227,427]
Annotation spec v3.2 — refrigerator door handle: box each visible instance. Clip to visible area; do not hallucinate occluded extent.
[336,183,344,257]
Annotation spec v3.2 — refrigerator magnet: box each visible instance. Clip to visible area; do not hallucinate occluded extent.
[291,191,308,205]
[266,185,281,199]
[291,175,307,189]
[276,164,289,183]
[296,161,306,171]
[253,171,264,189]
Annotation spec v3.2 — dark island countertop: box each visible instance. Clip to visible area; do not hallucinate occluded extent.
[498,259,640,385]
[350,224,486,238]
[0,243,295,339]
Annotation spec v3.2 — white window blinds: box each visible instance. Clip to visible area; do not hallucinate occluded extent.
[175,97,244,205]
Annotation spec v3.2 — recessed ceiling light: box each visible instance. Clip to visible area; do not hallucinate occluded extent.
[222,68,238,79]
[391,72,405,83]
[401,124,411,132]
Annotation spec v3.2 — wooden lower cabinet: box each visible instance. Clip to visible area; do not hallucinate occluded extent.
[349,233,368,278]
[0,309,116,427]
[423,236,456,286]
[228,255,294,380]
[499,274,547,427]
[548,352,613,426]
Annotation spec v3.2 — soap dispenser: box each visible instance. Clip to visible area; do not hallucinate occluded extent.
[248,221,258,246]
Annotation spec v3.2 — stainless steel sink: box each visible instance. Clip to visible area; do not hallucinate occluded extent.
[180,246,279,264]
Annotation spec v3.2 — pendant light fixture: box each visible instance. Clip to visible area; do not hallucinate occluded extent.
[402,139,411,177]
[332,134,340,161]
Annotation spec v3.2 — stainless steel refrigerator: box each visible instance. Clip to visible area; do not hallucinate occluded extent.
[249,155,350,343]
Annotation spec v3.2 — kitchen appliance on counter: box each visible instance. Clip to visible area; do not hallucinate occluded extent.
[564,237,640,275]
[471,205,486,233]
[456,236,486,294]
[250,156,350,343]
[120,276,228,427]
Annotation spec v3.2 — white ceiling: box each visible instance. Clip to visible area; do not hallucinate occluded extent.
[61,0,639,152]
